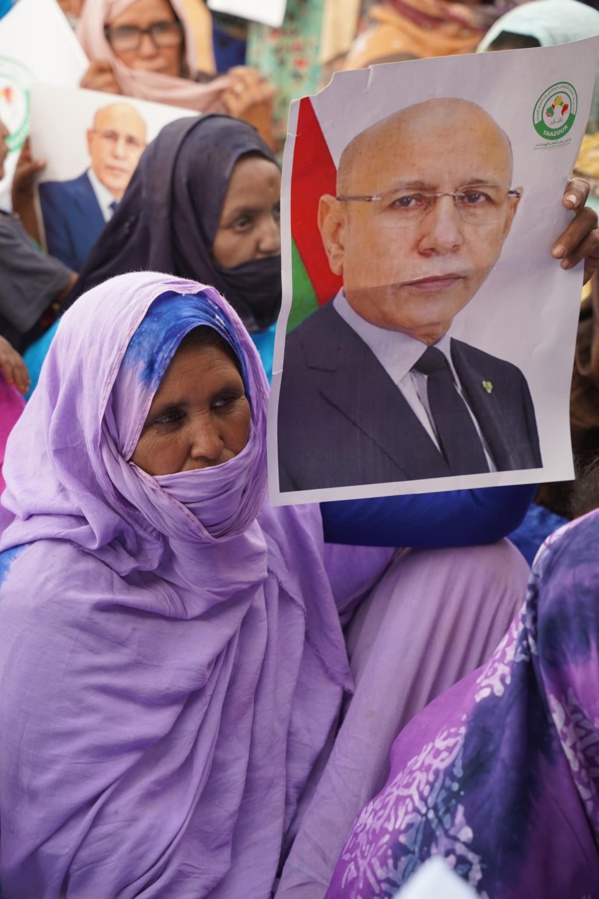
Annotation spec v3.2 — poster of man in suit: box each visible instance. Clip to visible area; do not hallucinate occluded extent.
[268,39,599,503]
[39,102,147,270]
[29,83,196,272]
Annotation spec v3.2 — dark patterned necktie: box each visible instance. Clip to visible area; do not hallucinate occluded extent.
[413,345,489,474]
[109,200,118,217]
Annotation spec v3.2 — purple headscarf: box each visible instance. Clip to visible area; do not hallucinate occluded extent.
[0,272,364,897]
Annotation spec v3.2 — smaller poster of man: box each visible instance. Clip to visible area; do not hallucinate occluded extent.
[39,102,147,271]
[30,83,195,271]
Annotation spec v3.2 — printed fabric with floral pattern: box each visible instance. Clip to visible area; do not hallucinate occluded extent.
[326,511,599,899]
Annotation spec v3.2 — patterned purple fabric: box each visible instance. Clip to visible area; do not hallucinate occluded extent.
[327,510,599,899]
[0,272,390,898]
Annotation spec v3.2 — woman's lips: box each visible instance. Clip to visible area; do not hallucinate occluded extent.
[403,274,463,291]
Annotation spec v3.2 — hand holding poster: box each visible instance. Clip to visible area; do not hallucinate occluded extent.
[268,39,599,504]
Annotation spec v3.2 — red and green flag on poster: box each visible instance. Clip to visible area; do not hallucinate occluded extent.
[288,97,342,332]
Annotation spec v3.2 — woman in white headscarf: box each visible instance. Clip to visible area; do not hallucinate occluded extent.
[478,0,599,132]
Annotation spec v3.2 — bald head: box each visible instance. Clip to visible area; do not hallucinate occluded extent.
[87,102,147,200]
[337,99,513,196]
[92,102,147,139]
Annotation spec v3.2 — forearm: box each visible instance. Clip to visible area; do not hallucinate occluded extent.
[321,484,536,547]
[13,194,41,246]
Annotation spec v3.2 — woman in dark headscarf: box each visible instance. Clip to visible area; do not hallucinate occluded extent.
[67,115,281,373]
[24,116,280,389]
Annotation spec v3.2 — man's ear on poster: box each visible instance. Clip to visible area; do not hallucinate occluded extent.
[318,193,346,277]
[500,186,522,243]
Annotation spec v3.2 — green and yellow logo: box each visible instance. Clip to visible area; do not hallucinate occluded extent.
[0,57,32,154]
[533,81,577,141]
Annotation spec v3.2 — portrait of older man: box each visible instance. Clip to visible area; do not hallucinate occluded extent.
[39,102,147,271]
[277,97,542,492]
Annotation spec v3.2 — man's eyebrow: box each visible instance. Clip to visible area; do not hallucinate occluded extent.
[381,178,506,192]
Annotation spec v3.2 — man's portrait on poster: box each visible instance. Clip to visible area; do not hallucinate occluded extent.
[38,101,147,271]
[277,98,543,493]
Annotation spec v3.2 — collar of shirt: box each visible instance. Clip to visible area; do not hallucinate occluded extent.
[332,290,496,470]
[87,168,118,223]
[332,290,458,385]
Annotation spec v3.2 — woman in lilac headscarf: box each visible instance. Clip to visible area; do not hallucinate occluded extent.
[64,115,282,375]
[0,271,533,897]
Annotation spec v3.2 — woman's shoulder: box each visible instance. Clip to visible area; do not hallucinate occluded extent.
[0,538,118,612]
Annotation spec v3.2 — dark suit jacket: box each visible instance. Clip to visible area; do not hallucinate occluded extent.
[39,171,106,272]
[277,302,542,492]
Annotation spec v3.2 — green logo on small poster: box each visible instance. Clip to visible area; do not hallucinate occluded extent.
[0,57,32,153]
[533,81,577,141]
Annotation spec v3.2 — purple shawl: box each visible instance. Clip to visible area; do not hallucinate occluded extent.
[0,273,386,898]
[326,510,599,899]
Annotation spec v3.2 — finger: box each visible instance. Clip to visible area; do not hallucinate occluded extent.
[0,358,15,385]
[13,358,30,394]
[552,205,598,259]
[559,228,599,274]
[18,160,45,177]
[562,176,591,210]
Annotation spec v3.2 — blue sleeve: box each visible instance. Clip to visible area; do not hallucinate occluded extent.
[321,485,536,548]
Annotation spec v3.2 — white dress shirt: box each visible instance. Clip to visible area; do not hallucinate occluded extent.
[333,291,496,470]
[87,169,118,223]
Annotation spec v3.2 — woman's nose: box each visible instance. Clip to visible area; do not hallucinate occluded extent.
[417,195,465,255]
[257,214,281,256]
[189,415,225,466]
[138,30,159,57]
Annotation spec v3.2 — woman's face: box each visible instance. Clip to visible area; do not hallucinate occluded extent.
[212,156,281,269]
[131,340,251,476]
[106,0,183,78]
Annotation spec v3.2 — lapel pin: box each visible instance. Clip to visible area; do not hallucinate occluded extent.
[482,380,493,394]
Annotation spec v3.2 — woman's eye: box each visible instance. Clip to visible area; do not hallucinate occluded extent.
[232,216,253,231]
[152,408,185,427]
[212,392,245,412]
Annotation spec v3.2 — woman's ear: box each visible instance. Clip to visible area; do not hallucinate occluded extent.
[318,194,346,277]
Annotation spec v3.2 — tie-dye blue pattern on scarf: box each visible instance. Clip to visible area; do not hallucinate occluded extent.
[122,289,250,398]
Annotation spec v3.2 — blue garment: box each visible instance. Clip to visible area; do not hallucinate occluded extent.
[321,485,536,548]
[212,21,247,72]
[0,0,12,18]
[23,320,58,399]
[250,323,275,382]
[508,501,568,564]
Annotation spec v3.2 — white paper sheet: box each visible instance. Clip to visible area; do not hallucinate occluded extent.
[0,0,88,201]
[393,857,480,898]
[268,39,599,505]
[208,0,286,29]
